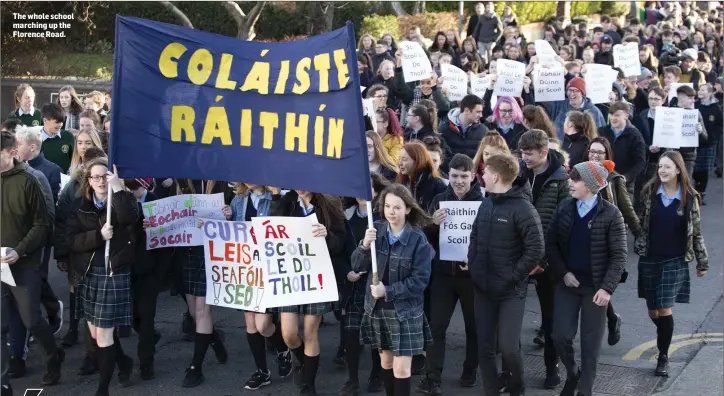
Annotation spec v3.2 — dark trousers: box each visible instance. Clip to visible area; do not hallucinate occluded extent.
[132,273,159,366]
[2,267,58,385]
[474,290,526,396]
[693,171,710,194]
[552,284,607,396]
[426,274,477,382]
[534,273,558,368]
[8,248,61,359]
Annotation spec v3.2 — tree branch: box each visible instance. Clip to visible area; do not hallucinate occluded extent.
[239,2,266,40]
[390,1,407,17]
[222,1,246,29]
[161,1,194,28]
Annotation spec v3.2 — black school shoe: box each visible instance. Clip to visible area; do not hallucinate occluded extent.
[533,327,545,347]
[560,369,580,396]
[460,367,477,387]
[140,364,155,380]
[608,314,622,346]
[367,374,383,392]
[8,357,25,379]
[211,330,228,364]
[655,355,669,377]
[415,376,442,396]
[117,354,133,387]
[338,379,360,396]
[78,354,98,376]
[181,365,204,387]
[41,348,65,386]
[244,369,272,390]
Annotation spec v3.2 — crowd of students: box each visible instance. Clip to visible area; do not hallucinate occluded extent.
[0,2,721,396]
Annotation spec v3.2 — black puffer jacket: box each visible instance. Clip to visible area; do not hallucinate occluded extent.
[545,197,627,295]
[408,171,448,216]
[67,190,140,276]
[426,178,484,278]
[562,131,589,168]
[439,108,489,172]
[467,179,544,299]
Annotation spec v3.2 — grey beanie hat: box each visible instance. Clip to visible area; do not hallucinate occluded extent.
[573,161,609,194]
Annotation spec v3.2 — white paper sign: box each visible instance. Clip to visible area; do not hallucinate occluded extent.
[470,75,490,99]
[0,248,16,286]
[441,64,469,101]
[253,216,339,308]
[613,42,642,77]
[494,59,526,97]
[399,41,433,83]
[653,107,684,148]
[364,98,377,133]
[59,173,71,193]
[535,40,558,66]
[680,109,700,148]
[203,220,268,312]
[534,66,565,102]
[668,83,694,104]
[439,201,480,262]
[585,64,614,104]
[141,193,226,250]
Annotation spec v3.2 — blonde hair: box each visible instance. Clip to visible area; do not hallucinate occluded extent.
[472,131,511,171]
[70,127,104,171]
[366,130,399,173]
[85,91,105,107]
[14,84,34,110]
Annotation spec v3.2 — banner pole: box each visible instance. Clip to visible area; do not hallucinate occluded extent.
[365,201,378,286]
[104,189,113,271]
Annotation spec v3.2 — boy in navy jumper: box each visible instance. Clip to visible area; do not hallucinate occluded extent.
[546,161,627,396]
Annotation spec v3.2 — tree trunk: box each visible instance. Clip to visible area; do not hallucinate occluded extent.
[306,2,334,36]
[556,0,571,24]
[160,1,194,29]
[390,1,407,17]
[222,1,266,41]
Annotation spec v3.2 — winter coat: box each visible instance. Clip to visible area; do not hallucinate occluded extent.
[468,179,544,299]
[439,107,489,172]
[484,122,526,152]
[472,12,504,44]
[599,123,648,183]
[546,197,627,294]
[634,189,708,271]
[562,131,590,168]
[27,152,62,205]
[600,171,640,236]
[405,171,448,216]
[67,190,140,276]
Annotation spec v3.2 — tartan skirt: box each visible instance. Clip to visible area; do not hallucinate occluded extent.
[695,146,717,173]
[182,247,207,297]
[360,307,433,356]
[343,280,368,331]
[76,266,133,328]
[638,256,690,309]
[271,301,333,316]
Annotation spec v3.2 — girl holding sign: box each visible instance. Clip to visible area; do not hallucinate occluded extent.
[635,151,708,377]
[271,190,347,395]
[67,159,139,395]
[220,184,294,390]
[353,184,434,396]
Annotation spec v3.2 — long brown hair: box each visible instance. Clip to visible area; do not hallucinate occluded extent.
[70,128,104,171]
[81,157,109,201]
[367,131,398,173]
[523,105,559,144]
[14,84,34,110]
[472,131,511,170]
[396,142,438,191]
[641,151,697,212]
[565,111,599,141]
[307,192,345,231]
[57,85,84,113]
[377,183,432,228]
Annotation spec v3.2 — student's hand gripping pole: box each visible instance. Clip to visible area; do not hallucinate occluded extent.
[366,201,379,287]
[104,189,113,270]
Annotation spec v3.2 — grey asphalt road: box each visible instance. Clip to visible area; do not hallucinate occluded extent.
[11,179,723,396]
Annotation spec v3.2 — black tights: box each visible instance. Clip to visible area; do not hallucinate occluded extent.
[693,171,709,194]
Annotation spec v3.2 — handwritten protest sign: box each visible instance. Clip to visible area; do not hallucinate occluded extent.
[0,248,16,286]
[364,98,377,133]
[399,41,433,83]
[584,64,614,104]
[680,109,700,148]
[441,64,468,101]
[668,83,694,104]
[141,193,225,250]
[110,17,371,200]
[253,216,338,308]
[613,42,641,77]
[534,40,558,67]
[470,75,490,99]
[60,173,71,192]
[653,107,684,148]
[202,220,267,311]
[534,66,565,102]
[494,59,526,97]
[439,202,480,262]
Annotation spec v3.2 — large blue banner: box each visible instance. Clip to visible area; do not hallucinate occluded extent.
[109,16,371,200]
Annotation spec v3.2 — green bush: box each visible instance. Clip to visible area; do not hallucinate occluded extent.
[361,15,400,39]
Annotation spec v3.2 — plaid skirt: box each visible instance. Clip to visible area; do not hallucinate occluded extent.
[76,266,133,328]
[182,248,207,297]
[343,280,367,331]
[638,256,690,309]
[695,146,717,173]
[270,301,333,316]
[360,307,433,356]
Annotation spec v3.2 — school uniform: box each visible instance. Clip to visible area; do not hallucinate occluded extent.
[39,128,75,174]
[7,107,43,127]
[353,221,434,357]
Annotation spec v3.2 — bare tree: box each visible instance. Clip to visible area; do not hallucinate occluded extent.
[306,2,335,36]
[390,1,407,17]
[222,1,266,40]
[457,0,464,36]
[160,1,194,28]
